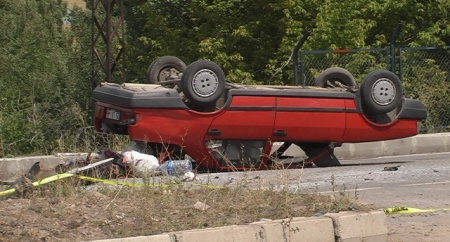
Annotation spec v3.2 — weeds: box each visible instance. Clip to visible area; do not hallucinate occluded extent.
[0,133,367,241]
[0,166,368,241]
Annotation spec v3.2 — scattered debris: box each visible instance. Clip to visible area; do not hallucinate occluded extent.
[314,212,324,217]
[54,149,195,179]
[183,171,198,182]
[56,153,88,157]
[1,149,199,198]
[13,175,34,198]
[383,165,401,171]
[122,150,159,177]
[158,159,192,176]
[67,158,114,174]
[115,213,126,220]
[193,201,210,211]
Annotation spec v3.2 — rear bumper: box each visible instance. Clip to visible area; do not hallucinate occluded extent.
[397,98,427,121]
[93,84,188,109]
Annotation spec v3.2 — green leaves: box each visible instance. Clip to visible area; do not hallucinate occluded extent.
[2,0,450,156]
[0,0,93,156]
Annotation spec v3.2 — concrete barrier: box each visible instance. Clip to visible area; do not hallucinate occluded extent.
[89,211,388,242]
[281,132,450,160]
[0,154,85,181]
[173,225,260,242]
[92,234,171,242]
[252,217,335,242]
[326,211,388,242]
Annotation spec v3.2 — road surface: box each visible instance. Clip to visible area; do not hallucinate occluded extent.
[197,152,450,242]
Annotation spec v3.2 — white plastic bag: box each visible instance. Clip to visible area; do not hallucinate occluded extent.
[122,151,159,177]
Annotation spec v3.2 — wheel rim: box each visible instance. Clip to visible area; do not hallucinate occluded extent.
[191,69,219,98]
[371,78,396,106]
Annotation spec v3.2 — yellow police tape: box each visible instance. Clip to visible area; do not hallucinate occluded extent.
[3,175,449,215]
[0,173,223,197]
[384,206,450,214]
[0,173,76,196]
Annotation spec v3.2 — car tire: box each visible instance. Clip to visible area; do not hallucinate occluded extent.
[360,70,402,114]
[145,56,187,84]
[180,60,226,104]
[313,67,356,88]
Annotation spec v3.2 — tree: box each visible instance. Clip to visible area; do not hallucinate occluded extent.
[0,0,93,156]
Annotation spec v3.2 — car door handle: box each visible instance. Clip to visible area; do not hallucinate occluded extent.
[207,129,221,136]
[273,130,287,137]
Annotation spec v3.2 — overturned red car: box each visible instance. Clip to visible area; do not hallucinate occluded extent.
[93,55,426,170]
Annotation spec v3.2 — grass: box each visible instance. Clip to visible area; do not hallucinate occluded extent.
[0,166,371,241]
[0,110,370,241]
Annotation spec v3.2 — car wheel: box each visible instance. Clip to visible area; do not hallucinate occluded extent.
[313,67,356,88]
[180,60,226,104]
[145,56,187,84]
[360,70,402,114]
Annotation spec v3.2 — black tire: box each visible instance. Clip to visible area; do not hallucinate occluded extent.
[180,60,226,104]
[145,56,187,84]
[360,70,402,114]
[313,67,356,88]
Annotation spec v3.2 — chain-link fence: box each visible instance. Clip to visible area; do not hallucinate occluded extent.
[300,48,389,86]
[300,46,450,133]
[399,47,450,133]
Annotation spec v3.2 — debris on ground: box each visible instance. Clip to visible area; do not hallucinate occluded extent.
[13,175,34,198]
[383,165,401,171]
[1,149,197,198]
[183,171,198,182]
[193,201,210,211]
[54,149,194,179]
[158,159,193,176]
[122,150,159,177]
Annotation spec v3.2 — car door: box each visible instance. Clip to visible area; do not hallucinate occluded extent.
[206,95,276,167]
[207,96,276,139]
[272,97,346,142]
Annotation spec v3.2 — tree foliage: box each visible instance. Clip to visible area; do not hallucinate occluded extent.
[1,0,449,156]
[0,0,92,156]
[124,0,450,83]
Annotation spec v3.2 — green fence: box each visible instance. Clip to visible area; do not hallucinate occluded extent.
[300,48,390,86]
[399,46,450,133]
[299,46,450,133]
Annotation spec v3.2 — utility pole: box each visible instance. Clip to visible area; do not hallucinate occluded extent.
[91,0,126,88]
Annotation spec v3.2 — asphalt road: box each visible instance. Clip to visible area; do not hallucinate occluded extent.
[65,151,450,241]
[195,152,450,242]
[199,152,450,208]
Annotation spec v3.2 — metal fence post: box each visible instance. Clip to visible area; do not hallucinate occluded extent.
[300,51,306,86]
[390,23,402,74]
[398,47,403,81]
[293,31,310,86]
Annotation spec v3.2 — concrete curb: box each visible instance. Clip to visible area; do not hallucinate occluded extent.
[283,132,450,160]
[0,154,86,181]
[89,211,388,242]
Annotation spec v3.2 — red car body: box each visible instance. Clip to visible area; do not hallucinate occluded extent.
[93,83,426,170]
